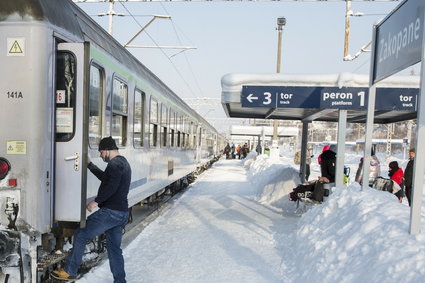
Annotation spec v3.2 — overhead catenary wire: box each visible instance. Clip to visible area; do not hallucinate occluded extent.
[118,1,199,98]
[159,2,205,98]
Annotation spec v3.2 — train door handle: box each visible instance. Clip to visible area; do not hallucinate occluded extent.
[64,153,80,171]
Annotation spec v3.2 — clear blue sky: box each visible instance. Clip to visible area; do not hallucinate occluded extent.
[76,1,415,123]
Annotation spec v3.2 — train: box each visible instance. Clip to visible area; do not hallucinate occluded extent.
[0,0,226,281]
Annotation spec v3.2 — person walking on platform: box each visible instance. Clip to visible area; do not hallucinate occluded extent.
[236,144,241,159]
[224,143,231,159]
[52,136,131,282]
[404,148,415,206]
[231,143,236,159]
[241,143,249,159]
[256,143,262,155]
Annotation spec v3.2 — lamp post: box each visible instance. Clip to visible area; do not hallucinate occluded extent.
[276,17,286,73]
[271,17,286,160]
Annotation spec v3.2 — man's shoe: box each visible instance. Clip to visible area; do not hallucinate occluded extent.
[51,269,76,281]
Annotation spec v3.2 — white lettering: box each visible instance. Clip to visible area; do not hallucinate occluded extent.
[280,93,293,100]
[331,101,353,106]
[378,39,385,63]
[378,16,421,62]
[323,92,353,101]
[263,92,272,105]
[399,95,413,102]
[396,31,402,58]
[415,18,421,40]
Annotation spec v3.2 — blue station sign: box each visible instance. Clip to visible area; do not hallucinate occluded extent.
[242,86,369,109]
[373,0,424,83]
[376,88,418,111]
[241,86,418,111]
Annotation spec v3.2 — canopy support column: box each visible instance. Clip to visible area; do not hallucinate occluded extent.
[409,20,425,234]
[299,122,309,183]
[335,110,347,188]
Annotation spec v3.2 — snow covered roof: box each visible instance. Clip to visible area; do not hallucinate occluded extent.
[221,72,420,124]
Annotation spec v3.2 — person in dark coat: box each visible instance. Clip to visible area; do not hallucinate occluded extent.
[224,143,231,159]
[241,143,249,159]
[52,136,131,282]
[318,144,330,165]
[231,143,236,159]
[289,145,336,202]
[318,145,336,183]
[404,148,415,206]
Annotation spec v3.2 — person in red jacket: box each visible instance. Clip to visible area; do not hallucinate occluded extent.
[388,161,404,203]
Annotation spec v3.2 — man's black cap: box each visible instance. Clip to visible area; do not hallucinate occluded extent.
[98,136,118,150]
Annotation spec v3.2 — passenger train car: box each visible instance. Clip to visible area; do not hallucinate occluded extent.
[0,0,225,281]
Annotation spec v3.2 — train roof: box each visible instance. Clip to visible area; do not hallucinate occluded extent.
[0,0,217,132]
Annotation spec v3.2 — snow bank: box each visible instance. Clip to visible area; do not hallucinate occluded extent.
[296,184,425,282]
[249,154,425,283]
[247,154,300,210]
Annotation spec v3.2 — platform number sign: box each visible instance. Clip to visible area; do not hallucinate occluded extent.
[242,86,370,109]
[241,86,418,110]
[241,90,277,107]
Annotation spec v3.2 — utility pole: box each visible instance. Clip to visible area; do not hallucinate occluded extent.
[386,123,394,160]
[270,17,286,160]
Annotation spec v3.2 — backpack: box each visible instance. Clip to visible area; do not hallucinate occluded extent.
[372,177,394,193]
[289,182,316,201]
[312,181,330,202]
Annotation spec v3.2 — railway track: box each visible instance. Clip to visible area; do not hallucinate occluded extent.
[40,182,191,282]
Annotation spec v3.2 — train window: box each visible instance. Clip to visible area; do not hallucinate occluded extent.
[193,124,197,149]
[174,114,179,147]
[198,127,202,146]
[160,105,168,148]
[190,122,194,148]
[112,78,128,147]
[176,114,181,147]
[149,98,158,147]
[88,64,103,148]
[177,131,181,147]
[182,117,186,148]
[169,110,175,147]
[134,89,145,148]
[55,51,76,142]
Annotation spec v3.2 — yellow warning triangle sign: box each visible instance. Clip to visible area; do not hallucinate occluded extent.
[9,40,23,54]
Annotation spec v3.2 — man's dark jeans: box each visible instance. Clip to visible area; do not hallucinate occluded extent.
[65,207,129,283]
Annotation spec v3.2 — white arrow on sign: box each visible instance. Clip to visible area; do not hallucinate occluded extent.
[247,93,258,103]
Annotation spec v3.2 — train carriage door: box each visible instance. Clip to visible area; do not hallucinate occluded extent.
[54,42,89,226]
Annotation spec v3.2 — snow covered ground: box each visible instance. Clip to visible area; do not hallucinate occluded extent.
[77,150,425,283]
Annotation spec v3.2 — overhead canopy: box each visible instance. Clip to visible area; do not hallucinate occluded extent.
[221,73,420,124]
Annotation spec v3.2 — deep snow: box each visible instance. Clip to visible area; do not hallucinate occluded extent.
[77,150,425,283]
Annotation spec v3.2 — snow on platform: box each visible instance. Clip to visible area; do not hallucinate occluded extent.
[78,152,425,283]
